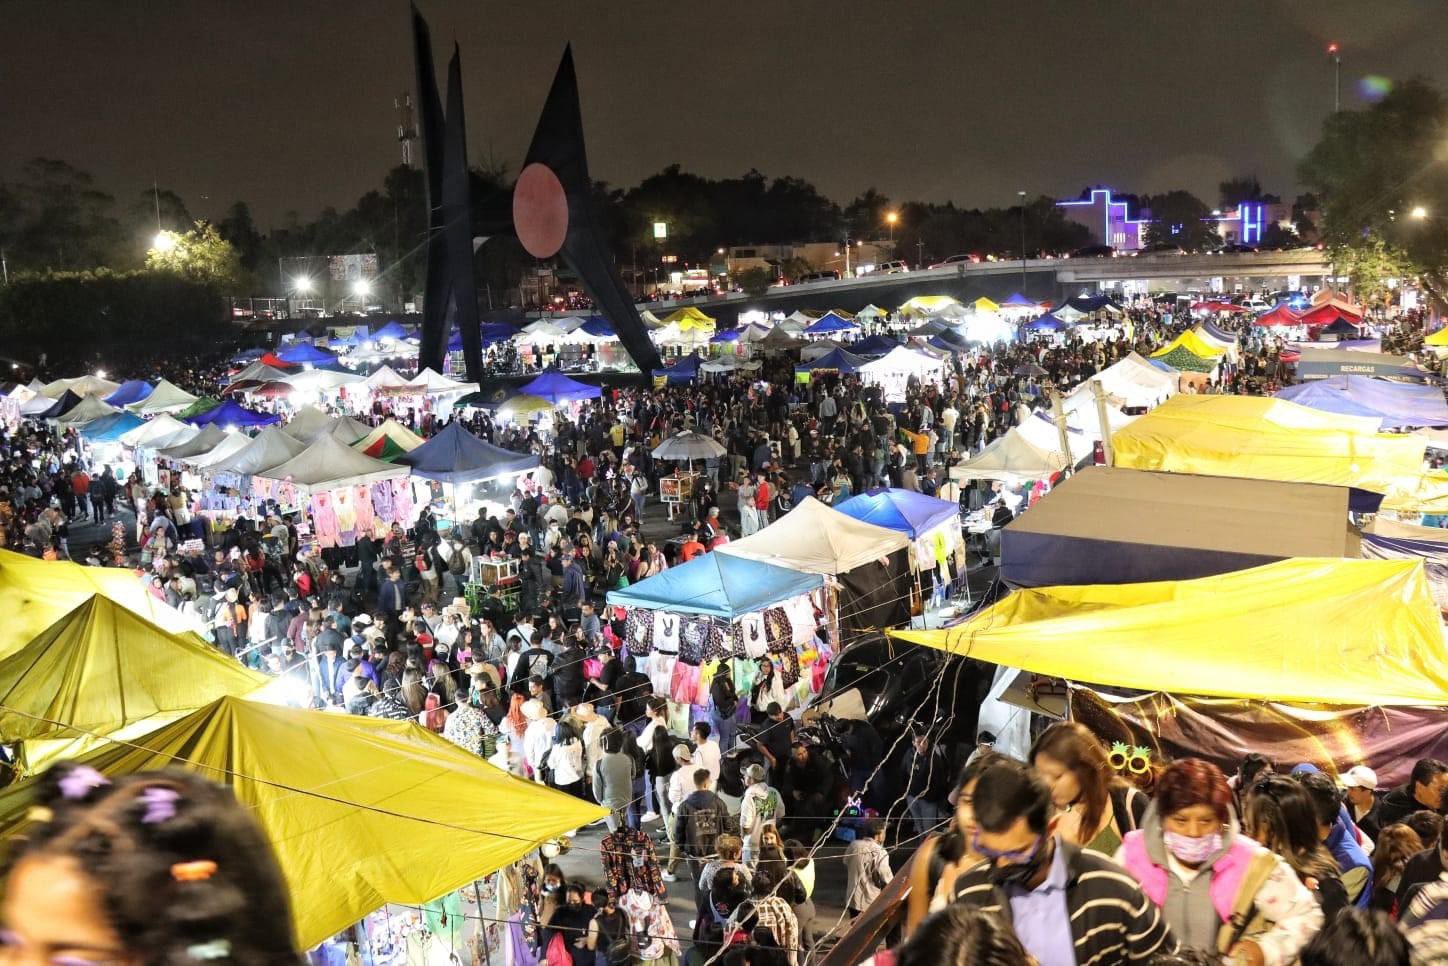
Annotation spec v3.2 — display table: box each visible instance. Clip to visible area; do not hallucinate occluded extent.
[659,471,699,521]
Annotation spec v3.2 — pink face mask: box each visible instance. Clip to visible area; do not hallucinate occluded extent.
[1163,830,1223,864]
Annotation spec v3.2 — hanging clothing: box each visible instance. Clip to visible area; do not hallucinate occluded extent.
[333,487,358,547]
[652,612,680,654]
[310,491,340,549]
[599,828,666,897]
[678,619,709,665]
[353,484,375,534]
[370,482,394,527]
[737,613,768,659]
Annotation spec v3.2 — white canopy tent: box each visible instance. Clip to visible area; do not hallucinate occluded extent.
[717,496,910,575]
[128,379,199,415]
[52,395,119,427]
[256,433,410,495]
[156,425,229,461]
[203,426,309,477]
[228,362,294,386]
[858,346,947,402]
[283,368,366,394]
[362,365,411,390]
[406,368,478,395]
[950,428,1069,484]
[328,414,374,444]
[118,414,198,451]
[283,405,336,445]
[40,375,121,400]
[651,322,713,349]
[1064,352,1177,410]
[185,432,252,470]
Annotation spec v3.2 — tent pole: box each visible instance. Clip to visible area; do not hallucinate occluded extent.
[1048,390,1073,476]
[1090,380,1114,467]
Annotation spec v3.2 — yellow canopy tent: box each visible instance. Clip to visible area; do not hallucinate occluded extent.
[660,307,716,332]
[974,297,1000,313]
[894,558,1446,706]
[1150,329,1226,360]
[898,295,961,316]
[0,596,269,774]
[1110,395,1427,493]
[0,696,607,950]
[1424,327,1448,347]
[0,548,204,658]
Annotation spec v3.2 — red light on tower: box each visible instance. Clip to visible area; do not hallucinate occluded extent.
[1326,42,1339,57]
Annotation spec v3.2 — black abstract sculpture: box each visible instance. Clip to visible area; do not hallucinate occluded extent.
[412,5,482,380]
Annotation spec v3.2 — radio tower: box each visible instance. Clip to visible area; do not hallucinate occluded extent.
[395,94,418,167]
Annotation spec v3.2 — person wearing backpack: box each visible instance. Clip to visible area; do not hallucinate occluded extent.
[674,767,731,895]
[1116,759,1322,964]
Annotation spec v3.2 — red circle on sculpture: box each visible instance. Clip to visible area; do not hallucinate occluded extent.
[513,163,569,258]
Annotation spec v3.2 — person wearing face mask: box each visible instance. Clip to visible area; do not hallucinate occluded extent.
[542,882,595,966]
[951,759,1176,966]
[538,864,568,928]
[1115,759,1322,966]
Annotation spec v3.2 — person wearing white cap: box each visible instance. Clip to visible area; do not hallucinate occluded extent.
[1339,765,1382,841]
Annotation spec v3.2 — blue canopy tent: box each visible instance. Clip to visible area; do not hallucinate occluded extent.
[834,488,959,540]
[853,333,900,357]
[277,342,339,365]
[1001,293,1037,308]
[794,347,867,375]
[229,348,266,364]
[607,552,822,619]
[372,320,410,342]
[1200,321,1237,344]
[709,328,742,344]
[1276,375,1448,428]
[396,421,540,484]
[103,380,154,407]
[184,399,280,428]
[804,312,861,337]
[1320,318,1363,338]
[1066,295,1120,314]
[579,317,615,339]
[652,354,702,384]
[519,369,603,404]
[1023,312,1068,332]
[480,322,518,345]
[80,411,147,443]
[38,391,82,420]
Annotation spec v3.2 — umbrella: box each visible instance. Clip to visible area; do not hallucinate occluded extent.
[652,430,726,461]
[1013,362,1048,378]
[251,381,294,399]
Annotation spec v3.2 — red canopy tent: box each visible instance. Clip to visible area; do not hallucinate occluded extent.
[258,352,298,370]
[1253,305,1303,327]
[1299,303,1363,326]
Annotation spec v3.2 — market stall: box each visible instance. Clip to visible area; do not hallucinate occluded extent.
[856,345,947,402]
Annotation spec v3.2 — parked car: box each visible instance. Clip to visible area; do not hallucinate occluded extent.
[1068,244,1115,258]
[929,253,980,269]
[797,270,841,283]
[872,260,910,275]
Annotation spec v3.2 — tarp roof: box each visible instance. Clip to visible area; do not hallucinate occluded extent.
[853,333,900,357]
[282,368,366,394]
[1151,329,1226,360]
[950,427,1068,483]
[858,345,947,377]
[186,432,253,470]
[0,549,202,659]
[0,696,606,950]
[756,326,803,349]
[1424,327,1448,347]
[281,404,336,444]
[899,295,961,315]
[1301,303,1363,326]
[52,394,119,426]
[117,413,198,450]
[1064,352,1178,410]
[397,422,540,484]
[185,399,280,429]
[1320,318,1363,336]
[795,347,868,374]
[78,411,146,443]
[833,488,959,540]
[974,297,1000,312]
[128,378,199,414]
[1001,466,1355,587]
[155,423,228,461]
[277,342,339,365]
[363,364,411,389]
[1254,305,1303,327]
[895,558,1447,706]
[1294,346,1425,381]
[1023,313,1067,332]
[0,596,267,763]
[1154,344,1218,373]
[405,367,477,395]
[257,433,409,493]
[1001,293,1036,308]
[372,320,410,341]
[103,379,154,407]
[1110,394,1427,493]
[608,552,822,619]
[205,425,309,476]
[660,306,716,330]
[353,418,425,461]
[1276,375,1448,429]
[20,390,68,417]
[519,369,601,404]
[40,374,120,399]
[718,496,910,575]
[804,312,860,335]
[229,362,296,386]
[653,354,702,383]
[1067,295,1123,315]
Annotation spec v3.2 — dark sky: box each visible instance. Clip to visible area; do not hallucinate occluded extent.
[5,0,1446,229]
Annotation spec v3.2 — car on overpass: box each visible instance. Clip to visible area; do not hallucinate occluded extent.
[929,253,980,269]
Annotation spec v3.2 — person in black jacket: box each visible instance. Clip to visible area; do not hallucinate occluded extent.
[901,729,952,840]
[781,742,835,842]
[1377,758,1448,829]
[709,663,740,753]
[1397,818,1448,911]
[552,636,586,710]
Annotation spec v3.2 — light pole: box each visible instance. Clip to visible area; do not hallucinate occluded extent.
[1327,43,1341,113]
[843,233,851,277]
[886,211,898,243]
[1018,190,1027,295]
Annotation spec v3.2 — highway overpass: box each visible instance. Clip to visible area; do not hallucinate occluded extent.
[642,249,1331,325]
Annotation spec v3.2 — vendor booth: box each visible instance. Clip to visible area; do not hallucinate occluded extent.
[354,418,425,461]
[1276,374,1448,428]
[253,434,416,552]
[834,488,964,607]
[719,497,913,634]
[857,346,947,403]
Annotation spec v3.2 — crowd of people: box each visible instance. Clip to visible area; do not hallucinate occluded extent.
[2,293,1445,965]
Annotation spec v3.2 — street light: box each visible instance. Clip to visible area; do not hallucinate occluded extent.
[293,276,313,293]
[1410,206,1429,220]
[1327,43,1341,113]
[886,211,898,242]
[152,231,177,253]
[1018,191,1028,295]
[353,279,371,297]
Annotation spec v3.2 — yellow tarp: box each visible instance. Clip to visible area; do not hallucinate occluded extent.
[1380,471,1448,513]
[974,297,1000,313]
[899,295,961,315]
[0,596,268,771]
[1150,329,1227,360]
[660,307,716,331]
[1424,327,1448,347]
[1111,395,1427,493]
[894,558,1447,706]
[0,549,204,658]
[0,696,607,949]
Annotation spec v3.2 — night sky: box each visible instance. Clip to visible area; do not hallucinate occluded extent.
[5,0,1446,228]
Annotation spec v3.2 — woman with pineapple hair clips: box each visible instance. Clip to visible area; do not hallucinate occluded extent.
[0,761,302,964]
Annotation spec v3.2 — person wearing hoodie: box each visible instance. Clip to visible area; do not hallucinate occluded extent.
[1116,758,1321,965]
[1294,767,1373,908]
[674,767,731,892]
[1377,758,1448,829]
[739,763,786,866]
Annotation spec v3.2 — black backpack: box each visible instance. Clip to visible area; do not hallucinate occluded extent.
[686,794,726,855]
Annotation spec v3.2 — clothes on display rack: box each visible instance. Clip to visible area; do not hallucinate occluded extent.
[309,491,340,549]
[599,827,665,897]
[352,483,374,533]
[333,487,358,548]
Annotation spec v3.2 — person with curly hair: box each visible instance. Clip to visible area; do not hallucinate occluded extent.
[0,761,300,964]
